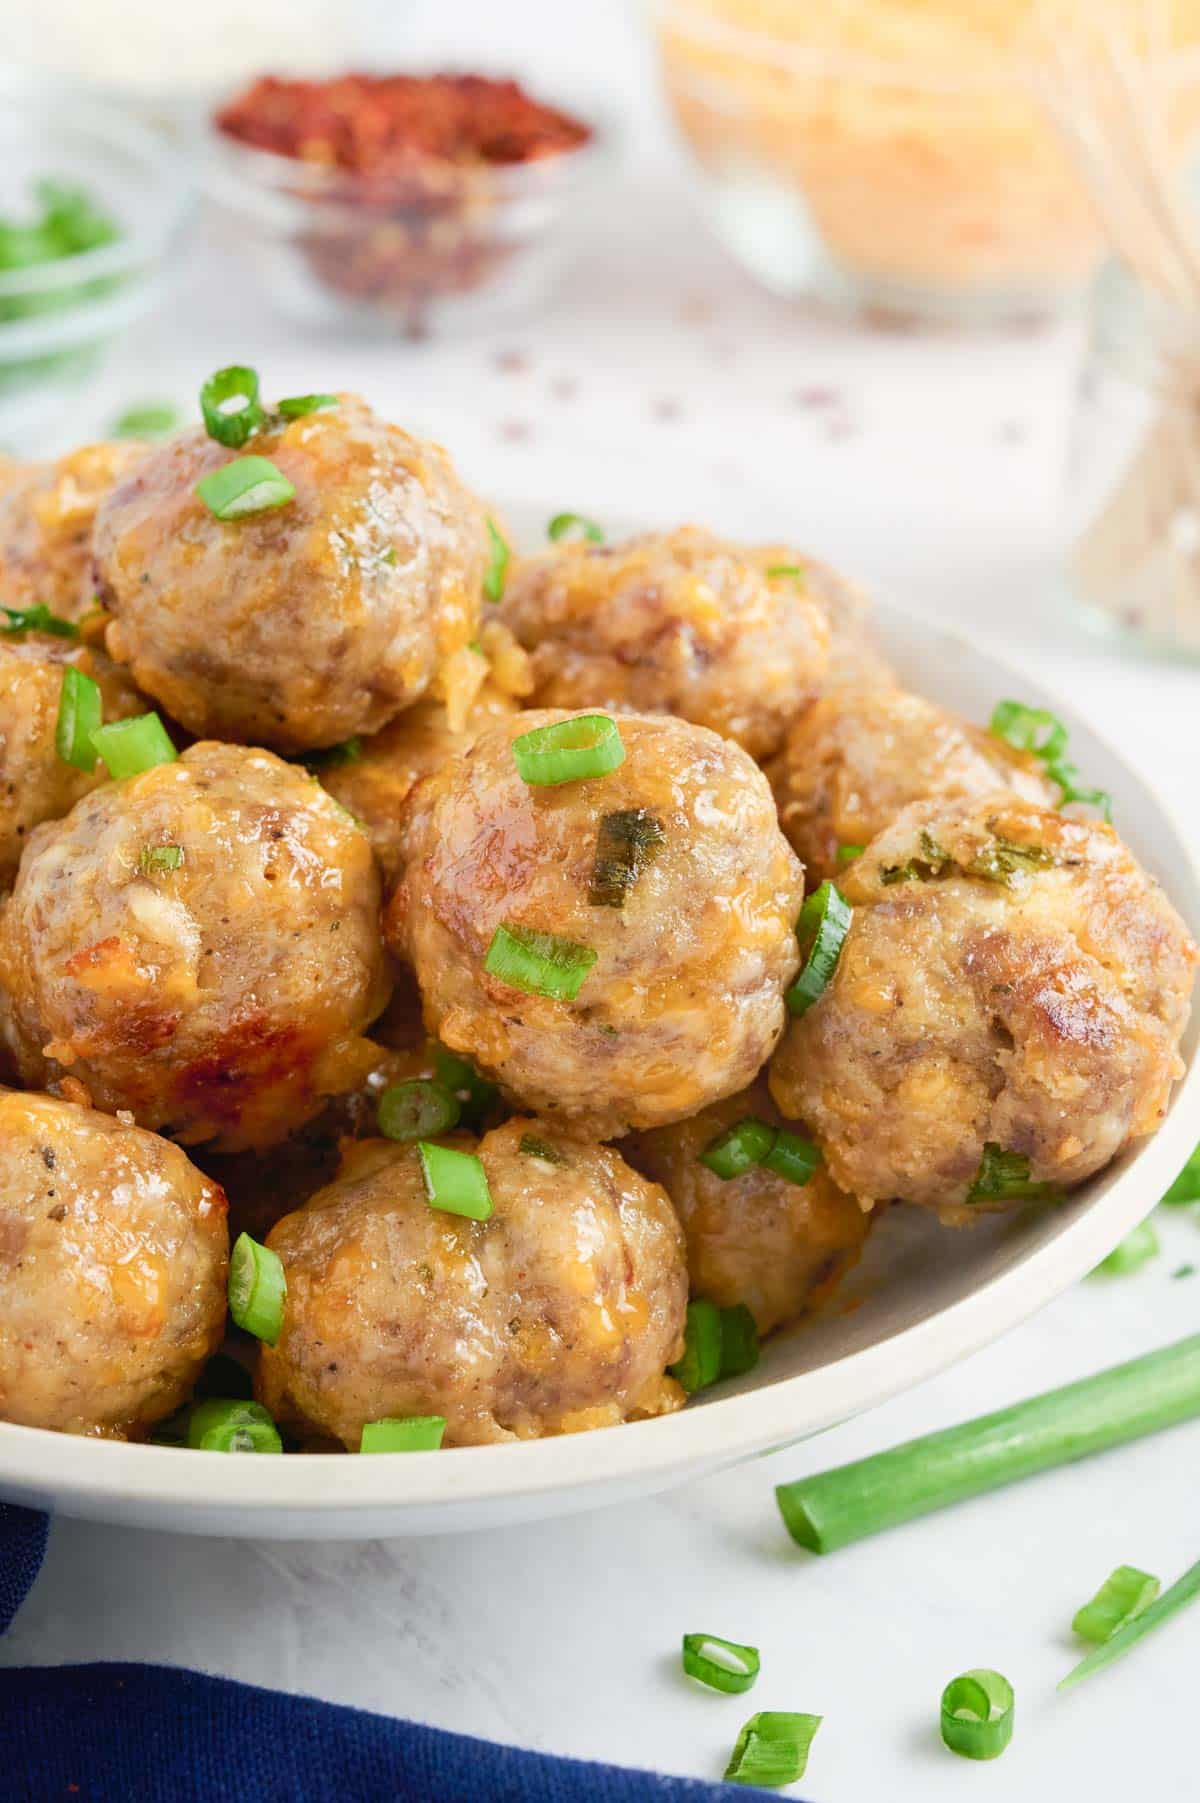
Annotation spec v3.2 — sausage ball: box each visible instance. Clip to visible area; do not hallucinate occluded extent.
[0,742,390,1152]
[93,395,489,752]
[386,710,805,1137]
[257,1118,688,1447]
[768,685,1059,887]
[750,544,894,692]
[626,1080,871,1335]
[496,527,830,760]
[0,634,146,891]
[0,1088,228,1437]
[0,441,147,626]
[769,795,1197,1217]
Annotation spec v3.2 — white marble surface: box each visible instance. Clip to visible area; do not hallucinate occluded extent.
[4,3,1200,1795]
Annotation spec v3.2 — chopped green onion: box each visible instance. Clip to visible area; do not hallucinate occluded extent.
[1175,1264,1197,1280]
[547,511,604,543]
[1060,1554,1200,1691]
[360,1416,446,1453]
[718,1304,760,1378]
[785,881,851,1017]
[681,1632,760,1695]
[228,1231,287,1345]
[485,921,597,1002]
[187,1399,282,1454]
[589,807,664,908]
[766,563,807,584]
[518,1133,567,1165]
[512,713,626,787]
[1046,759,1113,822]
[1163,1142,1200,1204]
[966,1143,1059,1204]
[1072,1564,1160,1644]
[670,1298,722,1393]
[431,1046,498,1129]
[55,666,102,771]
[700,1117,776,1181]
[196,456,295,520]
[418,1141,493,1221]
[3,604,79,639]
[91,713,177,779]
[725,1712,821,1787]
[483,518,509,602]
[761,1129,821,1188]
[939,1670,1013,1761]
[378,1079,461,1142]
[277,393,338,419]
[112,402,180,440]
[138,844,183,875]
[1090,1219,1159,1277]
[776,1331,1200,1555]
[989,700,1111,821]
[880,830,954,887]
[836,843,864,864]
[200,365,266,448]
[300,737,362,772]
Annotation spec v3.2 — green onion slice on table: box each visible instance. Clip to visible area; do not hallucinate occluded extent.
[681,1633,760,1695]
[966,1143,1059,1204]
[786,881,851,1017]
[1072,1564,1160,1644]
[485,922,597,1001]
[418,1142,493,1222]
[196,456,296,520]
[512,713,625,786]
[55,667,101,770]
[1060,1555,1200,1690]
[483,518,509,601]
[360,1417,446,1454]
[547,511,604,543]
[378,1079,461,1143]
[3,604,79,639]
[724,1712,821,1787]
[200,365,266,448]
[91,713,177,779]
[939,1669,1013,1761]
[277,393,338,419]
[228,1232,287,1346]
[1090,1220,1159,1276]
[187,1399,282,1455]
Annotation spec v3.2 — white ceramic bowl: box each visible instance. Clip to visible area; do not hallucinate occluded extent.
[0,593,1195,1539]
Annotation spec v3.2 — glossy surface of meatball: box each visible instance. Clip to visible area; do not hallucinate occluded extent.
[0,1088,228,1437]
[0,442,146,625]
[497,527,829,760]
[769,685,1059,887]
[626,1080,870,1336]
[0,634,147,891]
[258,1118,688,1447]
[387,710,804,1136]
[750,545,893,692]
[770,796,1197,1216]
[0,743,390,1152]
[94,396,488,752]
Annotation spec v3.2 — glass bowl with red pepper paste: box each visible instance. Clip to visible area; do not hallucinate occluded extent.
[207,72,598,337]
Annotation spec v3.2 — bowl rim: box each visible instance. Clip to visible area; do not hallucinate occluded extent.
[1,590,1196,1528]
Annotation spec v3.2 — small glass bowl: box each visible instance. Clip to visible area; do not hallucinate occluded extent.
[203,115,603,339]
[0,77,194,447]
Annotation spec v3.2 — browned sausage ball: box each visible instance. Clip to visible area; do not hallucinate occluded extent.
[769,795,1197,1217]
[626,1079,871,1335]
[749,545,894,692]
[0,1088,228,1437]
[93,396,489,752]
[0,742,390,1152]
[497,527,830,760]
[0,442,147,626]
[0,634,147,891]
[768,685,1059,887]
[257,1118,688,1447]
[386,709,805,1137]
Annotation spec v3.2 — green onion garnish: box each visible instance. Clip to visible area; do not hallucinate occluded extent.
[483,518,509,602]
[512,713,626,787]
[681,1633,760,1695]
[112,403,180,440]
[277,393,338,419]
[300,737,362,772]
[966,1143,1059,1204]
[431,1046,498,1129]
[762,1128,821,1187]
[91,713,177,779]
[378,1079,461,1142]
[588,807,664,908]
[989,699,1111,821]
[138,844,183,875]
[200,365,266,449]
[1061,1554,1200,1690]
[1073,1564,1160,1644]
[765,563,807,584]
[547,511,604,544]
[196,456,296,520]
[670,1298,722,1393]
[939,1670,1013,1761]
[186,1399,283,1454]
[1090,1219,1159,1277]
[417,1141,493,1221]
[718,1304,760,1378]
[785,881,851,1017]
[228,1231,287,1346]
[700,1118,776,1180]
[518,1134,567,1165]
[836,843,864,864]
[55,666,102,771]
[1176,1264,1196,1280]
[1163,1141,1200,1204]
[485,921,597,1002]
[3,604,79,639]
[360,1416,446,1454]
[724,1712,821,1787]
[776,1331,1200,1555]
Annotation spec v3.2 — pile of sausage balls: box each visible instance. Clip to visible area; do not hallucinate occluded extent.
[0,379,1194,1456]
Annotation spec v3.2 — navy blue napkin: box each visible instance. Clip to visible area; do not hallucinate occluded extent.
[0,1504,771,1800]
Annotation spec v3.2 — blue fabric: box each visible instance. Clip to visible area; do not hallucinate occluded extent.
[0,1510,767,1801]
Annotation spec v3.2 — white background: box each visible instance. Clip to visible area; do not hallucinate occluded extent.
[4,3,1200,1797]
